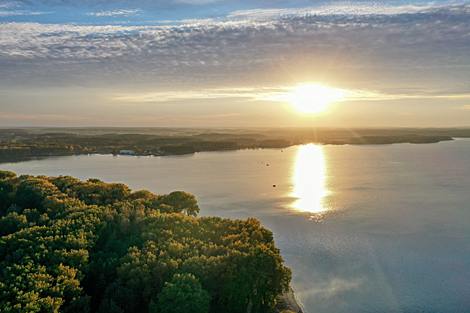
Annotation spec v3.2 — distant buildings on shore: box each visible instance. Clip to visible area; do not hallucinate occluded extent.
[119,150,135,155]
[117,150,164,156]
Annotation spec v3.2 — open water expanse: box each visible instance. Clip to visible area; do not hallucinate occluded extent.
[2,139,470,312]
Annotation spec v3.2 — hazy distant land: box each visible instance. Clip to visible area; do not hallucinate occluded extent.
[0,127,468,158]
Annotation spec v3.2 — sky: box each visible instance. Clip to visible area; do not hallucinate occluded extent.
[1,0,470,128]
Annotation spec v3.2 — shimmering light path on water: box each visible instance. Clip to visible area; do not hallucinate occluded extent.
[290,144,330,214]
[2,139,470,312]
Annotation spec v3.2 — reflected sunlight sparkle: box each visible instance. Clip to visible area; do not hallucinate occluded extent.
[291,144,330,213]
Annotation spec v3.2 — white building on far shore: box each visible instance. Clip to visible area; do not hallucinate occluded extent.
[120,150,135,155]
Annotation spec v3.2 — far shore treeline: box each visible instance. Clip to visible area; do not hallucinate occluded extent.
[0,170,293,313]
[1,127,470,159]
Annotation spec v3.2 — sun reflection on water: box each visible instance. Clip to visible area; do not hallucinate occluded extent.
[291,144,330,214]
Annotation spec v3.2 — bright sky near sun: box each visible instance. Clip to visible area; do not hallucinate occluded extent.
[1,0,470,127]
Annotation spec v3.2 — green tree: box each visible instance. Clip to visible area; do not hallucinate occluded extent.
[0,170,16,181]
[157,273,211,313]
[161,191,200,216]
[13,177,62,213]
[0,171,15,213]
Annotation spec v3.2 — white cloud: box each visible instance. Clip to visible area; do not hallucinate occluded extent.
[226,2,464,21]
[0,2,52,17]
[0,2,15,9]
[1,3,469,98]
[112,85,470,103]
[112,87,286,102]
[87,9,143,17]
[7,0,199,9]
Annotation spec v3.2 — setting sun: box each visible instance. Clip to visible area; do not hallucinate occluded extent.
[287,84,345,114]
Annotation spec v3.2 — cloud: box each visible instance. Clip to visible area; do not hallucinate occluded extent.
[194,113,244,119]
[0,1,52,16]
[226,2,469,21]
[10,0,193,9]
[112,85,470,104]
[1,3,469,99]
[112,87,288,102]
[0,2,17,9]
[0,10,50,16]
[157,18,216,24]
[0,113,95,120]
[86,9,142,17]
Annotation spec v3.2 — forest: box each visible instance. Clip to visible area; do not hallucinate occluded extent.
[0,170,293,313]
[0,129,290,157]
[2,127,470,158]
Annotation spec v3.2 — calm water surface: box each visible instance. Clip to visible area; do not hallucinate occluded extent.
[2,139,470,312]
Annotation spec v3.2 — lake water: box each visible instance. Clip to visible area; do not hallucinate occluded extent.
[2,139,470,312]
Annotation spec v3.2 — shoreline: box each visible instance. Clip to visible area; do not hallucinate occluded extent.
[0,135,462,162]
[274,286,304,313]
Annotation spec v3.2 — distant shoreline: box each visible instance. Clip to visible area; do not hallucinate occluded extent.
[0,135,465,163]
[2,126,469,161]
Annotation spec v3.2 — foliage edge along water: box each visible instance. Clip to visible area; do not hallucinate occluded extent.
[0,170,293,313]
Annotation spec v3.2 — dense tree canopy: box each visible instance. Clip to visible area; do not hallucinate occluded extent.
[0,171,292,313]
[156,273,211,313]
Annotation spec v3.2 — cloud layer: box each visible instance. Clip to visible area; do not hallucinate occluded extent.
[1,0,470,126]
[1,4,469,94]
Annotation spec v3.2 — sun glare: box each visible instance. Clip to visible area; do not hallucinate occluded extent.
[287,84,344,114]
[290,144,330,214]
